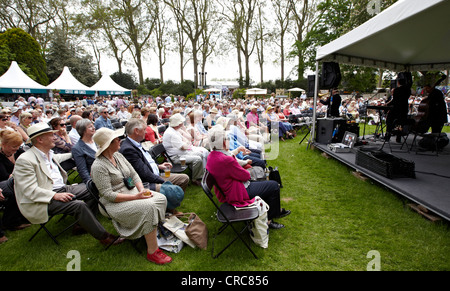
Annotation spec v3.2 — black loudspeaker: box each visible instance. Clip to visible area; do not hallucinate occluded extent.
[390,80,397,90]
[321,62,342,89]
[316,118,346,144]
[397,72,413,88]
[307,75,316,97]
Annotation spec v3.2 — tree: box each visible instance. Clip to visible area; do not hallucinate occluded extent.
[111,0,157,85]
[164,0,214,88]
[153,1,170,83]
[45,27,97,86]
[110,71,138,89]
[0,0,64,51]
[272,0,291,83]
[288,0,319,81]
[0,27,48,85]
[219,0,259,88]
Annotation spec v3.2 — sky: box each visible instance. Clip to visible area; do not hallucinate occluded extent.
[98,44,298,87]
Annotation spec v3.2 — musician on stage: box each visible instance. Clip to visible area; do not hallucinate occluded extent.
[385,78,411,142]
[423,83,447,134]
[320,88,342,118]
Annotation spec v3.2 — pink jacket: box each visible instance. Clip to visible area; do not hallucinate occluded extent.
[206,151,255,207]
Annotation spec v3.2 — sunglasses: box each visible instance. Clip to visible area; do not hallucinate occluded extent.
[1,118,8,122]
[60,124,66,127]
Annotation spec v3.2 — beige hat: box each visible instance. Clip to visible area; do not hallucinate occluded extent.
[169,113,185,127]
[210,108,218,114]
[93,127,125,157]
[26,122,58,144]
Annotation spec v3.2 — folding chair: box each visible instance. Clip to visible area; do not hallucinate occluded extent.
[5,177,78,245]
[86,180,141,252]
[381,118,415,154]
[149,143,188,174]
[201,170,259,259]
[28,215,79,245]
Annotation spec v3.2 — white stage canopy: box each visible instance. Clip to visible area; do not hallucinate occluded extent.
[316,0,450,72]
[47,66,95,95]
[90,74,131,96]
[310,0,450,147]
[0,61,48,94]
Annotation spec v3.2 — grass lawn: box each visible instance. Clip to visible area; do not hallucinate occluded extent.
[1,126,450,271]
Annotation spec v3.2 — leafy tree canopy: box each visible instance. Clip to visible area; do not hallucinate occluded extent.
[0,28,48,85]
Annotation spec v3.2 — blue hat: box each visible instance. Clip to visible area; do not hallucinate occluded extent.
[159,181,184,210]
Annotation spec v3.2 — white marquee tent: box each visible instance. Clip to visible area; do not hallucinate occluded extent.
[90,74,131,96]
[310,0,450,145]
[246,88,267,95]
[0,61,48,94]
[47,66,95,95]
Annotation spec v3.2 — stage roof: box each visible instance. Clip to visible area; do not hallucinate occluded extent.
[316,0,450,72]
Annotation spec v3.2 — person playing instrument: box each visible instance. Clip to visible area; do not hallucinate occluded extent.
[385,78,411,142]
[320,88,342,118]
[423,83,447,134]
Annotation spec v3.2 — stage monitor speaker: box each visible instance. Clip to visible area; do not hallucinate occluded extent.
[320,62,342,89]
[307,75,316,97]
[316,118,346,144]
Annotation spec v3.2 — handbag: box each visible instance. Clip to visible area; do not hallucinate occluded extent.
[269,166,283,188]
[178,213,208,250]
[157,224,184,253]
[163,215,196,248]
[248,196,269,248]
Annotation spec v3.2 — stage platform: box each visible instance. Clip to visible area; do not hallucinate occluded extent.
[313,133,450,221]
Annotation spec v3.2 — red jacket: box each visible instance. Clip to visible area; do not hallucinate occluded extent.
[206,151,255,207]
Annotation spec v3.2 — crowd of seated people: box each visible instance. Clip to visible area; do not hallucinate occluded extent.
[7,90,419,261]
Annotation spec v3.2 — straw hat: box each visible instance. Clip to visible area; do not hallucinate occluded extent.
[93,127,125,157]
[210,108,218,114]
[26,122,58,144]
[169,113,185,127]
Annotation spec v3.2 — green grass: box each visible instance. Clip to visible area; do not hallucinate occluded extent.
[1,127,450,271]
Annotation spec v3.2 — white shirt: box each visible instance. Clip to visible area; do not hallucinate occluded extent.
[117,110,131,120]
[68,129,80,146]
[34,147,65,190]
[162,126,186,157]
[127,137,160,174]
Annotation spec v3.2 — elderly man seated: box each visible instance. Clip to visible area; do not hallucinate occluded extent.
[13,123,123,246]
[162,113,206,186]
[120,118,189,213]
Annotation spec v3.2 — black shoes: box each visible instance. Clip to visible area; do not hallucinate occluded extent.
[277,208,291,219]
[268,221,285,229]
[268,208,291,229]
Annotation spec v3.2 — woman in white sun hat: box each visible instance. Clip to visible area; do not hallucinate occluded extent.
[91,127,172,265]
